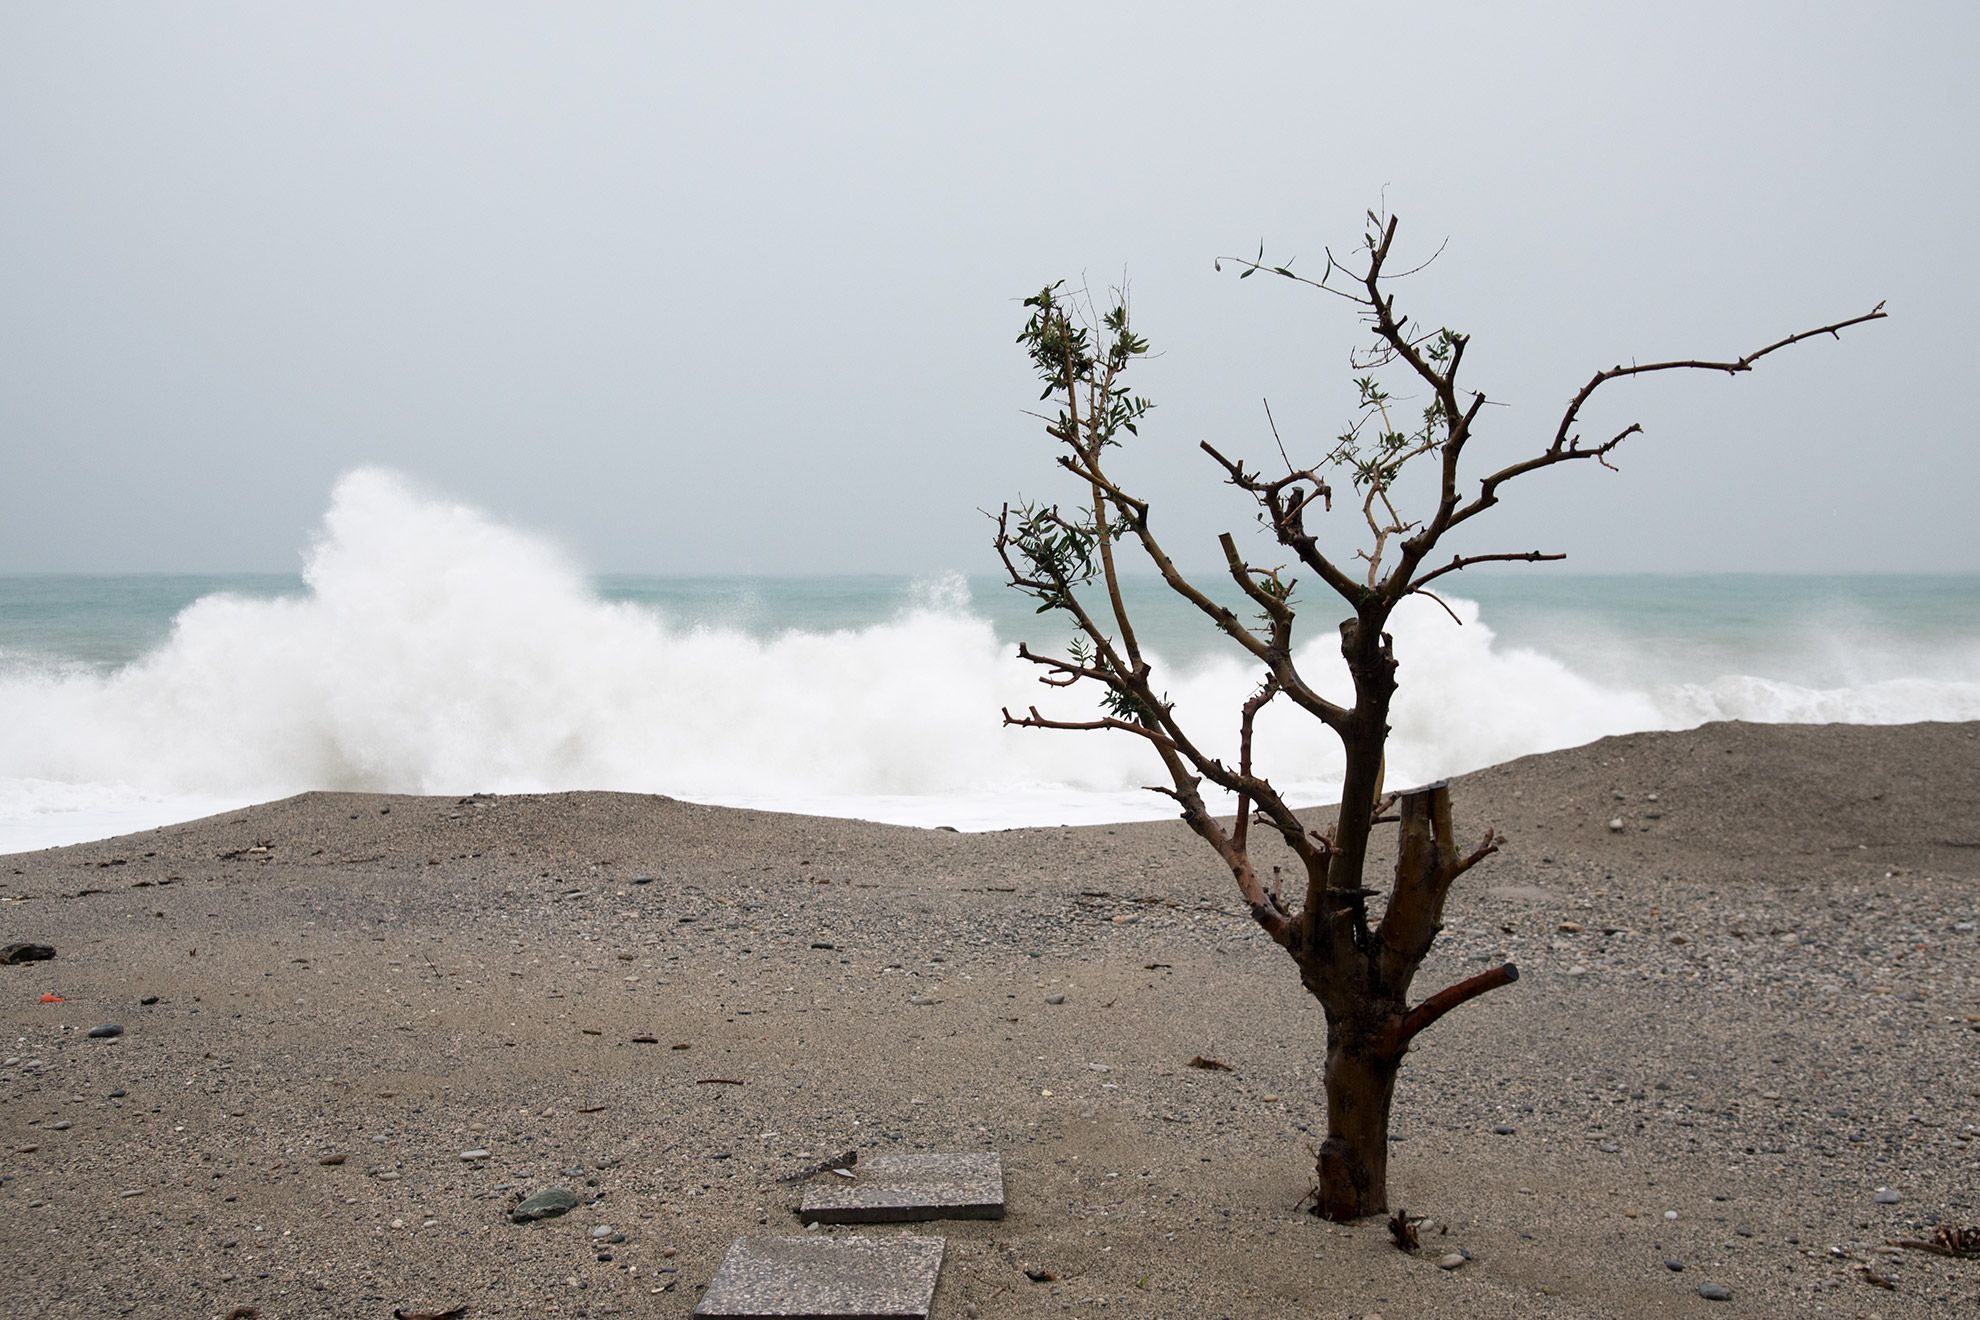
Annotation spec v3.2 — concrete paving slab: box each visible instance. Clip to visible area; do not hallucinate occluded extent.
[798,1152,1004,1225]
[694,1234,945,1319]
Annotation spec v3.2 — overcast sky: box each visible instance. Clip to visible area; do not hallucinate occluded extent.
[2,2,1972,576]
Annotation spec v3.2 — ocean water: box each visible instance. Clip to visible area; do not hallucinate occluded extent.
[3,469,1978,853]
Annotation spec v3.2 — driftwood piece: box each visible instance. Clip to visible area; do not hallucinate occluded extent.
[1891,1224,1980,1259]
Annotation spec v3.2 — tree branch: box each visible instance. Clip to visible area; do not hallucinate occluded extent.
[1549,302,1889,459]
[1201,440,1366,608]
[1399,963,1519,1045]
[1002,705,1178,750]
[1408,551,1567,595]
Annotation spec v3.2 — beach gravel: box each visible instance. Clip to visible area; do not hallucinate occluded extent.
[0,721,1975,1317]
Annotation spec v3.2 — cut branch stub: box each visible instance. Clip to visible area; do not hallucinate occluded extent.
[1400,962,1520,1046]
[1377,782,1457,988]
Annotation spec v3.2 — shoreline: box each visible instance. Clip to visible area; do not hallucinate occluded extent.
[3,721,1976,1318]
[14,712,1980,858]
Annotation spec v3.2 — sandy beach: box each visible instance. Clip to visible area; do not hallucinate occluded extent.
[3,720,1976,1319]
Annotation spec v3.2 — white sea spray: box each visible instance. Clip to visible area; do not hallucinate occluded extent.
[2,469,1977,851]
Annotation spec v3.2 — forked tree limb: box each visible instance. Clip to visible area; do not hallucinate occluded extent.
[1447,828,1501,884]
[1548,302,1890,455]
[1200,441,1368,608]
[1419,303,1891,550]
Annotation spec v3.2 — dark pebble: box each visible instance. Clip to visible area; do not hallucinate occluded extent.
[631,875,654,885]
[87,1024,124,1039]
[1492,1124,1516,1136]
[140,996,160,1006]
[1665,1258,1684,1271]
[1698,1282,1732,1301]
[108,1089,126,1099]
[0,942,57,964]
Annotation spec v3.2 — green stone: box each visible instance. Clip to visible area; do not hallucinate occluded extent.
[511,1187,579,1222]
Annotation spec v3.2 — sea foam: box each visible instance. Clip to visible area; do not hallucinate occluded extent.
[2,469,1976,852]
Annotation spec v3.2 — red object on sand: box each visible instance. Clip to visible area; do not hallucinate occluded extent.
[40,993,63,1003]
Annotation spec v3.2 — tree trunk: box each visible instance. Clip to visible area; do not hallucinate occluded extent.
[1312,1009,1401,1221]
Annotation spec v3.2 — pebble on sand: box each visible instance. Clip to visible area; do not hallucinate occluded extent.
[87,1024,124,1039]
[1697,1282,1732,1301]
[511,1187,579,1223]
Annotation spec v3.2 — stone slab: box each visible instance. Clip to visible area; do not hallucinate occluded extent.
[798,1152,1005,1225]
[694,1234,945,1319]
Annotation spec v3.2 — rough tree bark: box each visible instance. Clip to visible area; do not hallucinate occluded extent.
[996,211,1881,1219]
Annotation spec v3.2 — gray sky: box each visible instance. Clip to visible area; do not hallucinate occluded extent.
[2,2,1971,576]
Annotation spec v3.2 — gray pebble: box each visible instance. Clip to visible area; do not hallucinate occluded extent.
[590,1224,613,1239]
[461,1149,491,1161]
[1598,1141,1620,1154]
[511,1186,579,1222]
[86,1024,124,1039]
[1437,1252,1468,1270]
[1491,1124,1515,1136]
[1665,1258,1684,1271]
[1045,993,1066,1005]
[1873,1187,1901,1204]
[1697,1282,1732,1301]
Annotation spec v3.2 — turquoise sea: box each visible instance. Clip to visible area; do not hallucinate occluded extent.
[3,473,1977,852]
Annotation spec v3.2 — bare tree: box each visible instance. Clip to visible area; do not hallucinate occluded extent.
[995,210,1883,1221]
